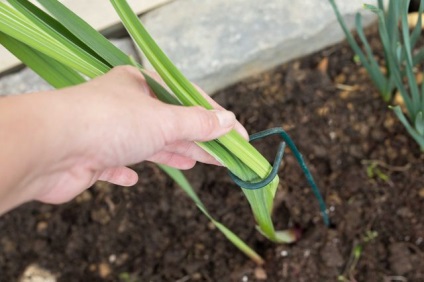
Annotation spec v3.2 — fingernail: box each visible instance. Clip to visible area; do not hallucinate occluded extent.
[214,110,235,128]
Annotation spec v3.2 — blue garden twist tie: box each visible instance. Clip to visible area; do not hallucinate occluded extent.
[228,128,330,226]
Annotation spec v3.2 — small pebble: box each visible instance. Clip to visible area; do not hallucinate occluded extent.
[98,263,111,278]
[36,221,48,234]
[280,250,289,257]
[207,222,216,230]
[108,254,116,263]
[419,188,424,198]
[91,208,111,225]
[254,267,267,280]
[75,190,92,203]
[20,264,56,282]
[89,264,96,272]
[192,272,202,280]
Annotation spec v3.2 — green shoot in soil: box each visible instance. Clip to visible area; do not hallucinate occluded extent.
[328,0,424,151]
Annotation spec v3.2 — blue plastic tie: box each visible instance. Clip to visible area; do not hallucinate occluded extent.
[227,127,330,226]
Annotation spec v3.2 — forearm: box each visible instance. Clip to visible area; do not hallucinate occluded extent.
[0,91,72,214]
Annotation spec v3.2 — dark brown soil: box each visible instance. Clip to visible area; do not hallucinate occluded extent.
[1,28,424,282]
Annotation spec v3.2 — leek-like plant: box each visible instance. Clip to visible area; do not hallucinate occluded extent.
[0,0,328,262]
[329,0,424,150]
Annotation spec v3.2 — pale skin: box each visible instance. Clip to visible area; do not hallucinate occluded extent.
[0,66,248,215]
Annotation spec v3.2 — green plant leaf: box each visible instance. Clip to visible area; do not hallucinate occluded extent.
[385,0,401,49]
[328,0,389,99]
[0,2,107,77]
[365,4,415,115]
[34,0,182,107]
[36,0,132,67]
[415,111,424,136]
[0,31,85,88]
[392,106,424,150]
[110,0,212,109]
[355,12,389,99]
[10,0,107,64]
[400,1,413,68]
[410,0,424,48]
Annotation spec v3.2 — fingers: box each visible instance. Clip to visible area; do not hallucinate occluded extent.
[98,167,139,186]
[192,84,249,140]
[147,151,197,170]
[150,141,222,166]
[163,105,236,143]
[142,70,249,140]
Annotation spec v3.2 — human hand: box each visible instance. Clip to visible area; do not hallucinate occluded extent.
[25,66,247,204]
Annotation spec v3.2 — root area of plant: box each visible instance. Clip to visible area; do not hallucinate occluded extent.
[1,29,423,282]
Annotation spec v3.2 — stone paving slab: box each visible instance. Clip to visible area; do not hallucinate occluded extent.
[0,0,172,74]
[0,38,138,96]
[139,0,377,94]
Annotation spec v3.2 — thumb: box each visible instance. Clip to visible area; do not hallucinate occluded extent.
[166,106,236,142]
[98,167,138,186]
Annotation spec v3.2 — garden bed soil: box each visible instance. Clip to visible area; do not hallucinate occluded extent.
[1,27,424,282]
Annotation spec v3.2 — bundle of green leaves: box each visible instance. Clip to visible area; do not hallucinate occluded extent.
[0,0,327,263]
[329,0,424,151]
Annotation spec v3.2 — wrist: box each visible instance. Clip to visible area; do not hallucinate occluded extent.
[0,91,83,212]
